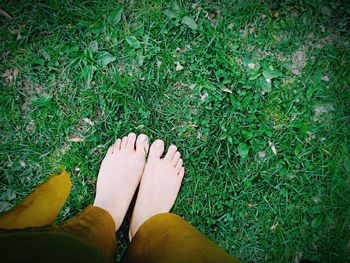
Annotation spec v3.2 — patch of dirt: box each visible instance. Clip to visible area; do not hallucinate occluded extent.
[2,68,19,82]
[25,120,35,132]
[290,49,307,75]
[21,79,46,114]
[313,103,335,123]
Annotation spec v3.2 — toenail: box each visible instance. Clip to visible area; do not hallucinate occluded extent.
[156,140,163,147]
[140,134,148,142]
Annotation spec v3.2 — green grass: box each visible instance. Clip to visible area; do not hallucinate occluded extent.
[1,0,350,262]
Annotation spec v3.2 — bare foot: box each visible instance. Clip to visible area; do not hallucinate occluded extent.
[93,133,149,230]
[130,139,185,239]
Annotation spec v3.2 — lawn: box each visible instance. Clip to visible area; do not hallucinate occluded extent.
[0,0,349,262]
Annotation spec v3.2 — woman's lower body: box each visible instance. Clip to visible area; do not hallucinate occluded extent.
[0,133,240,263]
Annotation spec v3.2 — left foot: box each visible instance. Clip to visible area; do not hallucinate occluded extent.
[129,139,185,238]
[93,133,149,230]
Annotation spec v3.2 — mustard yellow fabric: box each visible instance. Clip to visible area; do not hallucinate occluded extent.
[56,205,116,262]
[0,169,239,263]
[0,170,116,263]
[122,213,240,263]
[0,169,71,229]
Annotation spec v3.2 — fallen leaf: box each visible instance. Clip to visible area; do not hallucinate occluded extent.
[0,8,13,19]
[83,118,94,126]
[221,88,232,93]
[269,141,277,155]
[270,222,278,230]
[20,161,26,168]
[175,62,184,71]
[156,60,162,67]
[68,137,85,142]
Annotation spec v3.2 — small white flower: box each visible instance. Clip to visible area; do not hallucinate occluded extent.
[248,63,255,69]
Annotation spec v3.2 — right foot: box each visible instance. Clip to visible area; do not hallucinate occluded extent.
[130,139,185,239]
[93,133,149,231]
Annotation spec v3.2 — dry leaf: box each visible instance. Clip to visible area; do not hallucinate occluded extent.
[0,8,13,19]
[321,75,329,82]
[2,68,19,83]
[175,62,184,71]
[68,137,85,142]
[221,88,232,93]
[269,141,277,155]
[19,161,26,168]
[270,222,278,230]
[156,60,162,67]
[83,118,94,126]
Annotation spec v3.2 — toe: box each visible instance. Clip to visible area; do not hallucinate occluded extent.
[121,136,128,149]
[164,145,177,162]
[107,145,114,154]
[149,139,164,158]
[114,139,122,152]
[136,134,149,154]
[127,133,137,151]
[171,151,181,166]
[175,158,183,173]
[178,167,185,178]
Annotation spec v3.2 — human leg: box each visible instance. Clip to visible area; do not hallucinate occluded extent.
[0,133,150,262]
[123,140,239,263]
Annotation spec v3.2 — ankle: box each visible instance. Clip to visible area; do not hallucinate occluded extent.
[93,200,121,230]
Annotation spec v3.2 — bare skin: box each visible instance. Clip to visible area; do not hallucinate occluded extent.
[129,139,185,239]
[93,133,149,230]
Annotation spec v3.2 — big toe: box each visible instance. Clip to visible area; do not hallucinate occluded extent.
[149,139,164,158]
[136,134,149,155]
